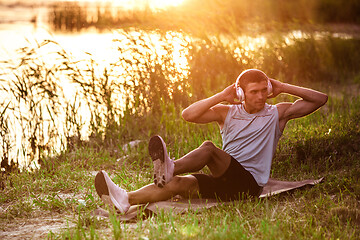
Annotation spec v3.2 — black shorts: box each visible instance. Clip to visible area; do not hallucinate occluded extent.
[192,157,261,201]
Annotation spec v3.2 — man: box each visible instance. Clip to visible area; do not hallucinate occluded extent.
[94,69,328,213]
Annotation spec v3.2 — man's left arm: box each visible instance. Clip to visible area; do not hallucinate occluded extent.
[269,79,328,130]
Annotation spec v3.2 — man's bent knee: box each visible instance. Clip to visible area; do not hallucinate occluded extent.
[166,175,199,198]
[199,141,216,150]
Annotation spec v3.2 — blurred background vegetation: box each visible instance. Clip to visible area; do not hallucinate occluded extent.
[0,0,359,175]
[49,0,360,32]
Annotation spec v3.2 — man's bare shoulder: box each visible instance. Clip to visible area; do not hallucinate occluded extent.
[212,104,232,128]
[213,103,231,110]
[213,103,231,116]
[275,102,292,120]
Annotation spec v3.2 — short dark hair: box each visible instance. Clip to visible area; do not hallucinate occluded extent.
[237,69,268,91]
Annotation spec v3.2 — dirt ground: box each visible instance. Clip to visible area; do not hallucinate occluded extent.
[0,213,75,239]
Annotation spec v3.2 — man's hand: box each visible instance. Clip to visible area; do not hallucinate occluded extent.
[181,84,236,125]
[275,80,328,132]
[221,83,241,104]
[268,78,283,99]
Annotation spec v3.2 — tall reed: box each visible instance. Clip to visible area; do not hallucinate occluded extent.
[0,102,18,172]
[49,1,153,32]
[0,40,68,169]
[1,30,360,172]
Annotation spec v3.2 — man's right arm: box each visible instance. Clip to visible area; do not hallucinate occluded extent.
[181,84,239,127]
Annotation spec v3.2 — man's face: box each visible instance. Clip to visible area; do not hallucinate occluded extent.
[244,81,268,113]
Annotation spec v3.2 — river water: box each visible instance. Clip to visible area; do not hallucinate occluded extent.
[0,1,195,170]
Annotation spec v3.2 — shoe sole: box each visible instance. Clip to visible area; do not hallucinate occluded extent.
[148,136,167,188]
[95,171,109,197]
[95,171,115,207]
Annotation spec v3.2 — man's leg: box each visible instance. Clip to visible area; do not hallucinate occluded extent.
[150,136,232,187]
[173,140,232,177]
[128,175,198,205]
[129,140,233,205]
[95,139,232,212]
[95,171,199,212]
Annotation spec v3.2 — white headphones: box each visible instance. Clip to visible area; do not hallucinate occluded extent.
[235,71,273,102]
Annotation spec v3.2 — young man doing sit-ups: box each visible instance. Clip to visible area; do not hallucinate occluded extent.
[94,69,328,213]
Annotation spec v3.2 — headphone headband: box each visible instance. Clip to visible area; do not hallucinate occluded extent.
[235,70,272,102]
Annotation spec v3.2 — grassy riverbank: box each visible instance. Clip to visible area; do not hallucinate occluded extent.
[0,80,359,239]
[1,28,360,238]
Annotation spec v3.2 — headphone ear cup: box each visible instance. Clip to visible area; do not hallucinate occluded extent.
[236,86,245,102]
[267,80,273,96]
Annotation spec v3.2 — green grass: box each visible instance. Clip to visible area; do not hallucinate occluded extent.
[1,82,359,239]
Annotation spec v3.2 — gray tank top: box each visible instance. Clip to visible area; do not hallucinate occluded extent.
[220,103,282,186]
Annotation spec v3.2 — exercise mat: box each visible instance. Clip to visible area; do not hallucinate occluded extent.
[259,177,324,198]
[93,177,323,222]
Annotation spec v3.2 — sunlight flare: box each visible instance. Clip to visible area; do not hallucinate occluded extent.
[72,0,185,10]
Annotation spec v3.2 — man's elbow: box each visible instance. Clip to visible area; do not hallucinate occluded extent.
[319,93,328,106]
[181,109,193,122]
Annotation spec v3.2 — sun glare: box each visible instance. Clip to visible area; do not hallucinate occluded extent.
[74,0,185,10]
[150,0,185,8]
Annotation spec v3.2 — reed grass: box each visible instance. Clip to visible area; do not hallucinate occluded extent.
[49,1,153,32]
[0,30,359,171]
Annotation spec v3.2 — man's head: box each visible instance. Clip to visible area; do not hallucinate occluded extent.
[235,69,271,113]
[236,69,269,91]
